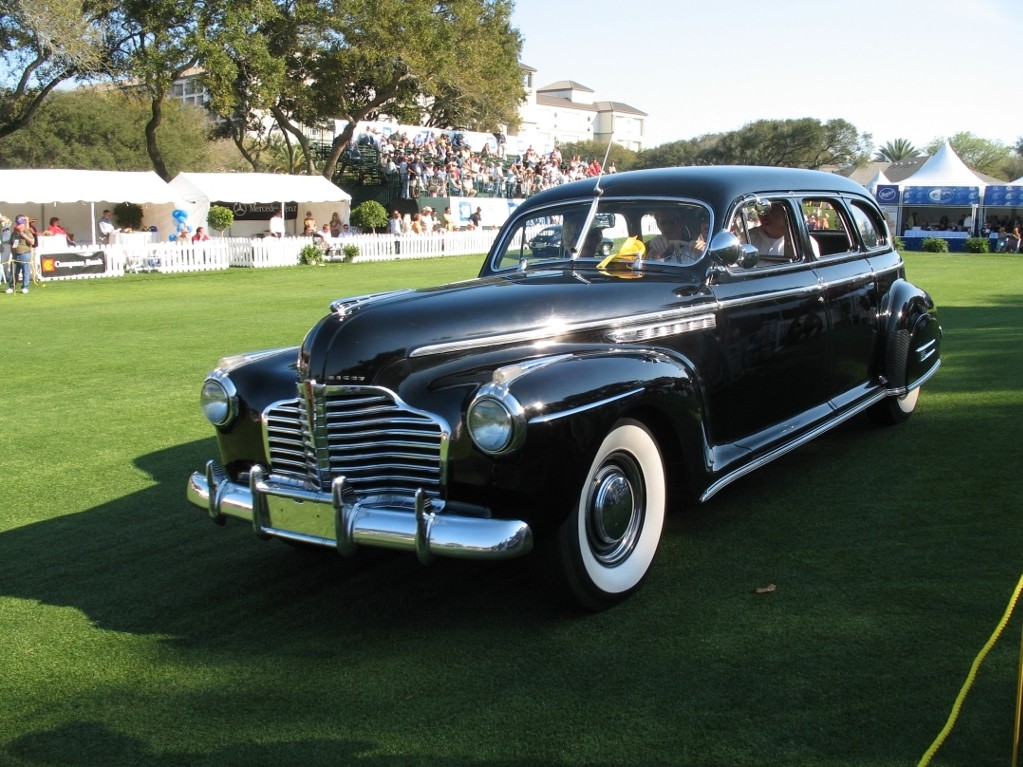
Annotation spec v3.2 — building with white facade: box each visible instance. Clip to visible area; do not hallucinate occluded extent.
[516,65,647,153]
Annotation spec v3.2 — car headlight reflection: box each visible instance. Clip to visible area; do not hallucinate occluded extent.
[200,374,238,427]
[467,393,524,455]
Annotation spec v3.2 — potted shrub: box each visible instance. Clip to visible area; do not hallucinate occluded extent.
[207,205,235,235]
[921,237,949,253]
[299,243,325,265]
[350,200,388,233]
[342,243,359,262]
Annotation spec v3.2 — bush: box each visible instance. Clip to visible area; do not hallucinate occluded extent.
[207,205,235,234]
[342,244,359,262]
[921,237,949,253]
[893,236,905,253]
[964,237,990,253]
[299,243,325,265]
[350,200,388,232]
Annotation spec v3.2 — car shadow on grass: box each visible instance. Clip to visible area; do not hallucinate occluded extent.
[0,439,568,649]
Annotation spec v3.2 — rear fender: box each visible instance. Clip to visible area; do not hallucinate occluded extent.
[880,279,941,390]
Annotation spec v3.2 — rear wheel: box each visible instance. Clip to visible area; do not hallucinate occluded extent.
[869,386,919,426]
[545,419,666,611]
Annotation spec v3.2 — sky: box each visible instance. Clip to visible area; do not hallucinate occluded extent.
[510,0,1022,153]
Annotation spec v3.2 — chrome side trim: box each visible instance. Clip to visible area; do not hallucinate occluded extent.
[607,314,716,342]
[529,388,645,425]
[700,362,940,503]
[699,389,888,503]
[409,304,717,357]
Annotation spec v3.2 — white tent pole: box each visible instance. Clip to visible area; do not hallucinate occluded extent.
[90,201,96,245]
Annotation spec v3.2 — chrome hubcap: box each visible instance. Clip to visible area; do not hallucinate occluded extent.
[586,454,644,566]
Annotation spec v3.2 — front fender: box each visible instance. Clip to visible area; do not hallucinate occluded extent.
[880,279,941,390]
[473,350,703,524]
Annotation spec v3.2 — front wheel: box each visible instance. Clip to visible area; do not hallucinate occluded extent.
[544,419,666,611]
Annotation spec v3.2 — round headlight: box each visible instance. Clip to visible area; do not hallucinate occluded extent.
[467,396,515,454]
[200,376,237,427]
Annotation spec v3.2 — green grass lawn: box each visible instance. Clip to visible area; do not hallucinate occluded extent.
[1,252,1022,766]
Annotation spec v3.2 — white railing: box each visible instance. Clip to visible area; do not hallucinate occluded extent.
[37,230,500,281]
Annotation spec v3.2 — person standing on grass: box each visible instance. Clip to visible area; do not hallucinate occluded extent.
[0,215,12,292]
[11,215,35,293]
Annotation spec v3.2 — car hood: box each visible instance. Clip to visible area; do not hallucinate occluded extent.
[301,266,712,386]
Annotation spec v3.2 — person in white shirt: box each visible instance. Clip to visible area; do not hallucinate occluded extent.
[98,209,118,244]
[268,211,285,238]
[747,202,820,260]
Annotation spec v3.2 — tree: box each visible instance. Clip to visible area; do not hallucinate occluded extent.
[0,0,110,139]
[634,136,719,170]
[926,132,1013,177]
[556,140,639,172]
[105,0,205,180]
[0,88,227,173]
[874,138,920,162]
[200,0,523,179]
[634,119,872,170]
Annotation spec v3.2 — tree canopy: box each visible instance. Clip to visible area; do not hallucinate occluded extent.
[0,88,238,174]
[633,118,873,171]
[198,0,524,179]
[0,0,111,139]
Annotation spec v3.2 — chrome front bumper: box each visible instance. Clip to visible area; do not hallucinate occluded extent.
[186,461,533,564]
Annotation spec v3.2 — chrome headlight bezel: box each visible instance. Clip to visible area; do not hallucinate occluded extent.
[467,386,526,456]
[200,372,238,428]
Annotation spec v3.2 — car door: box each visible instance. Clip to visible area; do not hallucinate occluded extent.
[707,197,830,452]
[803,196,883,409]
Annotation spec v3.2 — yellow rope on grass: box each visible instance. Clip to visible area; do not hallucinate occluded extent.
[917,573,1023,767]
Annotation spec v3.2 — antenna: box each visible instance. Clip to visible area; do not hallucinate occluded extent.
[571,133,615,259]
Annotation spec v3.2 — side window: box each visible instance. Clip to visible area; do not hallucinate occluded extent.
[847,201,888,249]
[735,198,800,265]
[801,198,854,258]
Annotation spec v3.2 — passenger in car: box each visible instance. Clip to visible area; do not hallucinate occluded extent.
[647,208,706,263]
[747,202,820,261]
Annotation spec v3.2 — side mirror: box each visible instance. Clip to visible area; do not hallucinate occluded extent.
[708,231,758,269]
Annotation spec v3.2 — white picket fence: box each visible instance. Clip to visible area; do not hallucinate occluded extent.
[39,229,501,281]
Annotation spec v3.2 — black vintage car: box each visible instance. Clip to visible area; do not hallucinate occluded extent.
[187,166,941,610]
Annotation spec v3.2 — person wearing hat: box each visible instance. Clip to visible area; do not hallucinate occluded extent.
[11,215,35,293]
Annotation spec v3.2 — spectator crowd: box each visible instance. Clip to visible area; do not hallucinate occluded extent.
[352,126,615,201]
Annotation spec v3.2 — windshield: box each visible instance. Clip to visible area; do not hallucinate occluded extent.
[492,199,712,271]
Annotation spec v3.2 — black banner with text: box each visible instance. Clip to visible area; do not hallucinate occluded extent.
[40,251,108,278]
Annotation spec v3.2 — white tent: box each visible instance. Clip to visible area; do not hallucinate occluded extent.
[898,141,985,235]
[901,140,986,187]
[170,172,352,238]
[863,168,891,194]
[0,169,180,245]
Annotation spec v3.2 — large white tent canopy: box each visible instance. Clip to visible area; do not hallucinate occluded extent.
[901,140,986,187]
[170,172,352,237]
[0,169,180,245]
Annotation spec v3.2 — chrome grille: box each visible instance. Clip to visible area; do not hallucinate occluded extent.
[264,385,446,499]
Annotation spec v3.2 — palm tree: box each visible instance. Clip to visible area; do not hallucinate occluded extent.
[874,138,920,162]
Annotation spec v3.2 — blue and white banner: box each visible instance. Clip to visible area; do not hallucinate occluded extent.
[983,185,1023,206]
[902,186,980,206]
[874,185,900,205]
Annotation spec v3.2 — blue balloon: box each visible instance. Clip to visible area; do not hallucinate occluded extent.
[173,209,188,221]
[168,234,177,242]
